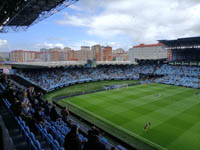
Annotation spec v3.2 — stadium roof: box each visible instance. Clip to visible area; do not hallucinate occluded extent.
[0,0,78,33]
[133,43,163,48]
[4,61,136,69]
[159,37,200,48]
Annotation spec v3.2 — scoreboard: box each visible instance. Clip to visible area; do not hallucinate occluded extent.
[87,60,97,68]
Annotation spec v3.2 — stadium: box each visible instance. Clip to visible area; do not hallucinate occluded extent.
[1,1,200,150]
[1,37,200,150]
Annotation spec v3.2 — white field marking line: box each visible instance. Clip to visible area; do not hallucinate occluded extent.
[67,101,168,150]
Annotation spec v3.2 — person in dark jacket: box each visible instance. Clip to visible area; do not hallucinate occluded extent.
[26,117,38,135]
[83,128,106,150]
[110,147,116,150]
[44,101,50,116]
[61,107,69,122]
[11,99,22,117]
[50,106,59,121]
[33,109,43,123]
[64,125,81,150]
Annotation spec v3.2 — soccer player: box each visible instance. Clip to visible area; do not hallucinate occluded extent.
[144,121,152,132]
[148,121,152,129]
[144,122,149,132]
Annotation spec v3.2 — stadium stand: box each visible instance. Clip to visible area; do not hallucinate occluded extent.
[154,64,200,88]
[2,62,200,150]
[16,64,200,91]
[0,73,125,150]
[16,66,140,91]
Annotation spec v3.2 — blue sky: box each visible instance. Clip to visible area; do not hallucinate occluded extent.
[1,0,200,52]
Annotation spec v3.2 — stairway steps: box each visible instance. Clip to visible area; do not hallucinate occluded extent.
[0,105,30,150]
[15,141,29,150]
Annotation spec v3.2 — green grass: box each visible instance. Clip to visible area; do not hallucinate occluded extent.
[57,83,200,150]
[44,80,139,101]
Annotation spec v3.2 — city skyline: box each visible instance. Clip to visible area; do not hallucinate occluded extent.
[9,44,129,62]
[9,42,169,63]
[1,0,200,52]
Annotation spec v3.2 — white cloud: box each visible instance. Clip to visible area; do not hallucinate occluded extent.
[69,40,97,50]
[36,42,65,49]
[70,40,130,50]
[69,5,82,11]
[0,39,8,47]
[57,0,200,45]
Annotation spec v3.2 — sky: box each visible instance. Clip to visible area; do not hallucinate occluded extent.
[1,0,200,52]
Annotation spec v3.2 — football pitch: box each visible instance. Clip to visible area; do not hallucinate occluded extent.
[44,80,139,101]
[57,83,200,150]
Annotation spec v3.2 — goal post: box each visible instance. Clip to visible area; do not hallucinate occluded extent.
[103,84,129,91]
[118,84,129,89]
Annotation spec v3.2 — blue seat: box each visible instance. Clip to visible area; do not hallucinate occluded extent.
[20,125,26,135]
[117,145,127,150]
[21,121,26,127]
[41,128,47,139]
[29,132,36,142]
[30,140,38,150]
[35,140,41,150]
[53,140,60,148]
[26,135,32,148]
[23,131,29,140]
[60,128,66,135]
[101,137,108,144]
[38,124,43,129]
[52,140,60,150]
[16,118,21,126]
[18,116,22,122]
[52,143,59,150]
[25,126,30,133]
[36,124,42,131]
[46,134,53,147]
[55,130,62,140]
[60,135,65,146]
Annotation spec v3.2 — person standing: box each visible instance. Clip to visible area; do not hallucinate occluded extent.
[144,121,152,132]
[50,106,59,121]
[64,125,81,150]
[61,107,69,122]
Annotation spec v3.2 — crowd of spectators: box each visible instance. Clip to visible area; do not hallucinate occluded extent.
[17,64,200,90]
[1,63,200,149]
[154,64,200,88]
[0,73,116,150]
[17,66,141,91]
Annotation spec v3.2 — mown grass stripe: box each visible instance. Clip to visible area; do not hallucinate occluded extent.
[56,83,200,150]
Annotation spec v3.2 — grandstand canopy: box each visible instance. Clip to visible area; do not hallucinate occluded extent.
[159,37,200,49]
[4,61,136,69]
[0,0,78,33]
[160,37,200,62]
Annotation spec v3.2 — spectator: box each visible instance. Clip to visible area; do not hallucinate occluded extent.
[44,101,50,116]
[64,125,81,150]
[26,117,38,135]
[83,128,106,150]
[22,92,30,106]
[50,106,59,121]
[67,119,72,128]
[61,107,69,122]
[11,99,22,117]
[110,147,116,150]
[33,108,43,123]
